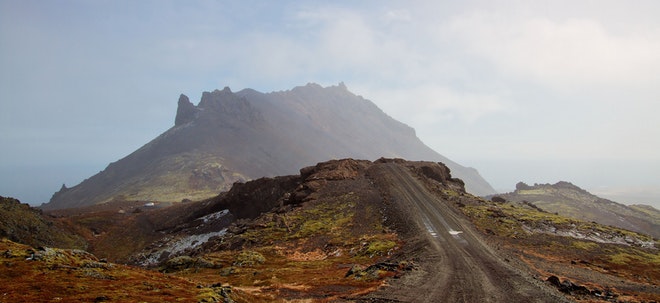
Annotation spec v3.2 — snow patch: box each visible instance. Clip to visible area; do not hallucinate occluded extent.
[448,230,463,236]
[522,224,655,249]
[136,229,227,266]
[197,209,229,223]
[168,230,227,254]
[422,217,438,238]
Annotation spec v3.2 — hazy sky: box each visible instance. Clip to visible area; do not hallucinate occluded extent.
[1,1,659,208]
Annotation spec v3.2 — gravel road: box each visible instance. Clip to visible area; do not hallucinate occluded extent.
[363,163,571,302]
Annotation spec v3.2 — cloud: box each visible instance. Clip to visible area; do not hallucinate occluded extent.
[278,5,509,125]
[447,12,660,91]
[354,84,508,126]
[2,1,660,205]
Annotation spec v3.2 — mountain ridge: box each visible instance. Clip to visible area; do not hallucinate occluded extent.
[43,83,495,209]
[495,181,660,238]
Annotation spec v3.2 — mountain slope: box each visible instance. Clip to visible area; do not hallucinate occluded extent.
[0,196,86,249]
[43,83,494,209]
[495,181,660,238]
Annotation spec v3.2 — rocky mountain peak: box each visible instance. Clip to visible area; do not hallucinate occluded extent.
[515,181,587,194]
[43,83,495,210]
[295,82,349,94]
[174,94,198,126]
[179,87,264,126]
[553,181,584,191]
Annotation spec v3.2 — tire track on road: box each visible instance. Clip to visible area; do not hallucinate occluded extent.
[372,163,569,302]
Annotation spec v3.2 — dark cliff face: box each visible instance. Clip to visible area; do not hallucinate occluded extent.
[44,83,495,210]
[174,94,197,126]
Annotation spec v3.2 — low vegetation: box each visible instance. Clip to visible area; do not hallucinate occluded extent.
[0,238,229,302]
[497,182,660,239]
[0,196,86,250]
[168,188,402,301]
[4,159,659,302]
[460,198,660,302]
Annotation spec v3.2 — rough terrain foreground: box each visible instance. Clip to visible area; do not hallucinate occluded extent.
[362,162,568,302]
[7,159,656,301]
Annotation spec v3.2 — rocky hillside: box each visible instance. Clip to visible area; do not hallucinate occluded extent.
[494,181,660,238]
[42,83,494,210]
[0,196,86,249]
[4,159,659,302]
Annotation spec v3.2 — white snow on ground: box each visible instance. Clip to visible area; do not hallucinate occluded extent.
[522,224,656,249]
[135,209,232,266]
[196,209,229,223]
[168,229,227,255]
[422,217,438,238]
[137,229,227,266]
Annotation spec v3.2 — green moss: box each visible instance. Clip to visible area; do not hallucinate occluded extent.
[233,250,266,267]
[297,221,329,238]
[517,189,549,195]
[287,197,356,240]
[572,241,599,251]
[363,239,397,256]
[609,252,633,265]
[609,249,660,266]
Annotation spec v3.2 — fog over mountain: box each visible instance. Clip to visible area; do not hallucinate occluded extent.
[1,1,659,208]
[43,83,494,209]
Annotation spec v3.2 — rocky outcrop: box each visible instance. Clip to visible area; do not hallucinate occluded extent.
[197,87,264,125]
[174,94,198,126]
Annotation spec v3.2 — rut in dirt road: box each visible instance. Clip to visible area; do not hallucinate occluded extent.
[365,162,570,303]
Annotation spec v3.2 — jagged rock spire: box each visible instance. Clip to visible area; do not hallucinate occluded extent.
[175,94,197,126]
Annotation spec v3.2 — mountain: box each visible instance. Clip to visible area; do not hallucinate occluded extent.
[12,158,657,302]
[494,181,660,238]
[42,83,494,210]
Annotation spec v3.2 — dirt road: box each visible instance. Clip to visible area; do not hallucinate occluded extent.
[364,163,570,302]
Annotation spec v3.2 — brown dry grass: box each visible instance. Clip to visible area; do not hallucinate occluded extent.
[0,238,219,302]
[460,199,660,302]
[163,177,402,302]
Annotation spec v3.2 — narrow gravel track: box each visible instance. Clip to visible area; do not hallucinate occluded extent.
[365,163,570,302]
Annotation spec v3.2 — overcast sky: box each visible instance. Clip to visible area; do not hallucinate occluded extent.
[1,1,659,208]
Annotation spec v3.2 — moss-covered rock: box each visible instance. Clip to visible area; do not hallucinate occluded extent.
[233,250,265,267]
[161,255,216,273]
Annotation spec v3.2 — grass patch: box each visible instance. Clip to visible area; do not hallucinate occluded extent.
[571,241,598,251]
[608,249,660,266]
[517,189,550,195]
[181,189,400,301]
[362,238,397,257]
